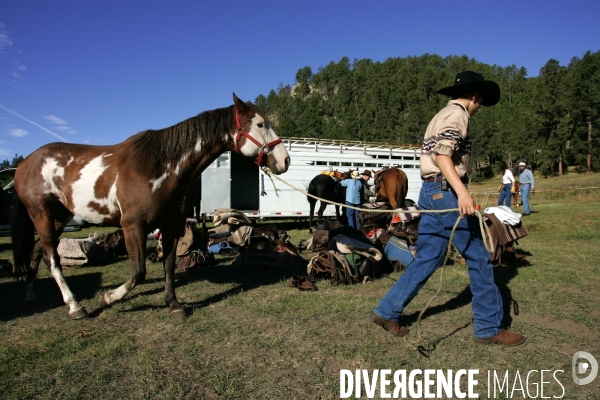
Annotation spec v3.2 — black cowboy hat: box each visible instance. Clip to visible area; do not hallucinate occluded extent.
[436,71,500,106]
[361,170,372,178]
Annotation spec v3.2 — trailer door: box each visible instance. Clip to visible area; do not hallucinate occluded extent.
[201,152,231,214]
[230,151,259,211]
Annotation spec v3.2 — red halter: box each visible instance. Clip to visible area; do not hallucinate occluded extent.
[234,108,282,166]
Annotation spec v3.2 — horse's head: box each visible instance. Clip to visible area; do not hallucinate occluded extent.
[231,93,290,174]
[334,170,347,180]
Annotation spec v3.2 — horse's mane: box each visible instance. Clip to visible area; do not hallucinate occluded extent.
[129,105,235,176]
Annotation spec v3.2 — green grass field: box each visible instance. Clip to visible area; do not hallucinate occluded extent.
[1,172,599,399]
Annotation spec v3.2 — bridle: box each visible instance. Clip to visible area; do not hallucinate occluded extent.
[234,108,282,166]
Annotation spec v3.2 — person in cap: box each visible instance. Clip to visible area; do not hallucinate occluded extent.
[518,162,535,216]
[371,71,525,346]
[340,170,363,229]
[360,170,374,204]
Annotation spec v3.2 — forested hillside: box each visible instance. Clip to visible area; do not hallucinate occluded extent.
[255,52,600,177]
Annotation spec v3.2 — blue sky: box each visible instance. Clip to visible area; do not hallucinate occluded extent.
[1,0,598,160]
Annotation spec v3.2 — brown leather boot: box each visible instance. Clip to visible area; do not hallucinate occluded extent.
[370,312,409,337]
[474,329,525,347]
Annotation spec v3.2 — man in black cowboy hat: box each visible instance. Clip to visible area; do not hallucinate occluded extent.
[371,71,525,347]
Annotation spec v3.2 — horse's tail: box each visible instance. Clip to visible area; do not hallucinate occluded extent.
[306,180,316,203]
[374,170,384,194]
[10,190,35,278]
[395,169,409,208]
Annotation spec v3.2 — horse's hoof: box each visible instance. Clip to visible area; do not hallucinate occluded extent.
[69,308,89,320]
[169,307,186,320]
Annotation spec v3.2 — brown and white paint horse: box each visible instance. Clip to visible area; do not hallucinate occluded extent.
[11,93,290,319]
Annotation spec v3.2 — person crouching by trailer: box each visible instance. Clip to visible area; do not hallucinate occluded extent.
[340,170,364,229]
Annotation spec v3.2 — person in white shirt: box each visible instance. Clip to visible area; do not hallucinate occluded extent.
[497,161,515,208]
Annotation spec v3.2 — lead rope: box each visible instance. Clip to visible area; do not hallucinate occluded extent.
[405,215,462,357]
[262,167,493,252]
[263,168,494,355]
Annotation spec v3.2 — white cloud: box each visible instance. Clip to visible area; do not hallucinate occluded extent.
[0,104,69,142]
[0,34,12,51]
[12,72,23,80]
[44,115,77,134]
[54,126,78,135]
[0,23,12,52]
[44,115,68,125]
[8,128,28,137]
[15,61,26,71]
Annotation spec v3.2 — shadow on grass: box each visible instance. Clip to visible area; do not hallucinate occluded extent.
[495,253,531,328]
[402,254,531,333]
[0,272,102,321]
[125,258,307,316]
[0,249,309,321]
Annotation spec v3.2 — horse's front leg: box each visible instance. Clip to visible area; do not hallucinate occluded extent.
[160,227,185,318]
[100,226,146,308]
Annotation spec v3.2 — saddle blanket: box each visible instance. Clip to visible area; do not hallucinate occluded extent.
[483,214,528,246]
[383,236,416,268]
[57,238,108,266]
[391,206,421,224]
[362,202,389,209]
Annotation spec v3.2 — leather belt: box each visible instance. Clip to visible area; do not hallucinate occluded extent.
[520,183,531,185]
[423,175,469,184]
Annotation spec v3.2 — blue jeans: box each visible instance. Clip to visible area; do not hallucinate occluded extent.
[498,183,512,207]
[520,184,531,214]
[346,202,360,229]
[373,180,503,339]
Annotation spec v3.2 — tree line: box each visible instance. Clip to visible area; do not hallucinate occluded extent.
[0,154,24,170]
[255,51,600,177]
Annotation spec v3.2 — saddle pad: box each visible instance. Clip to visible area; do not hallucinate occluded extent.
[362,202,389,209]
[484,214,528,246]
[383,236,415,267]
[57,238,108,266]
[396,206,421,222]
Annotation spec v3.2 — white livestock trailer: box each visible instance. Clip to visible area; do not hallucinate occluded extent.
[200,137,422,219]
